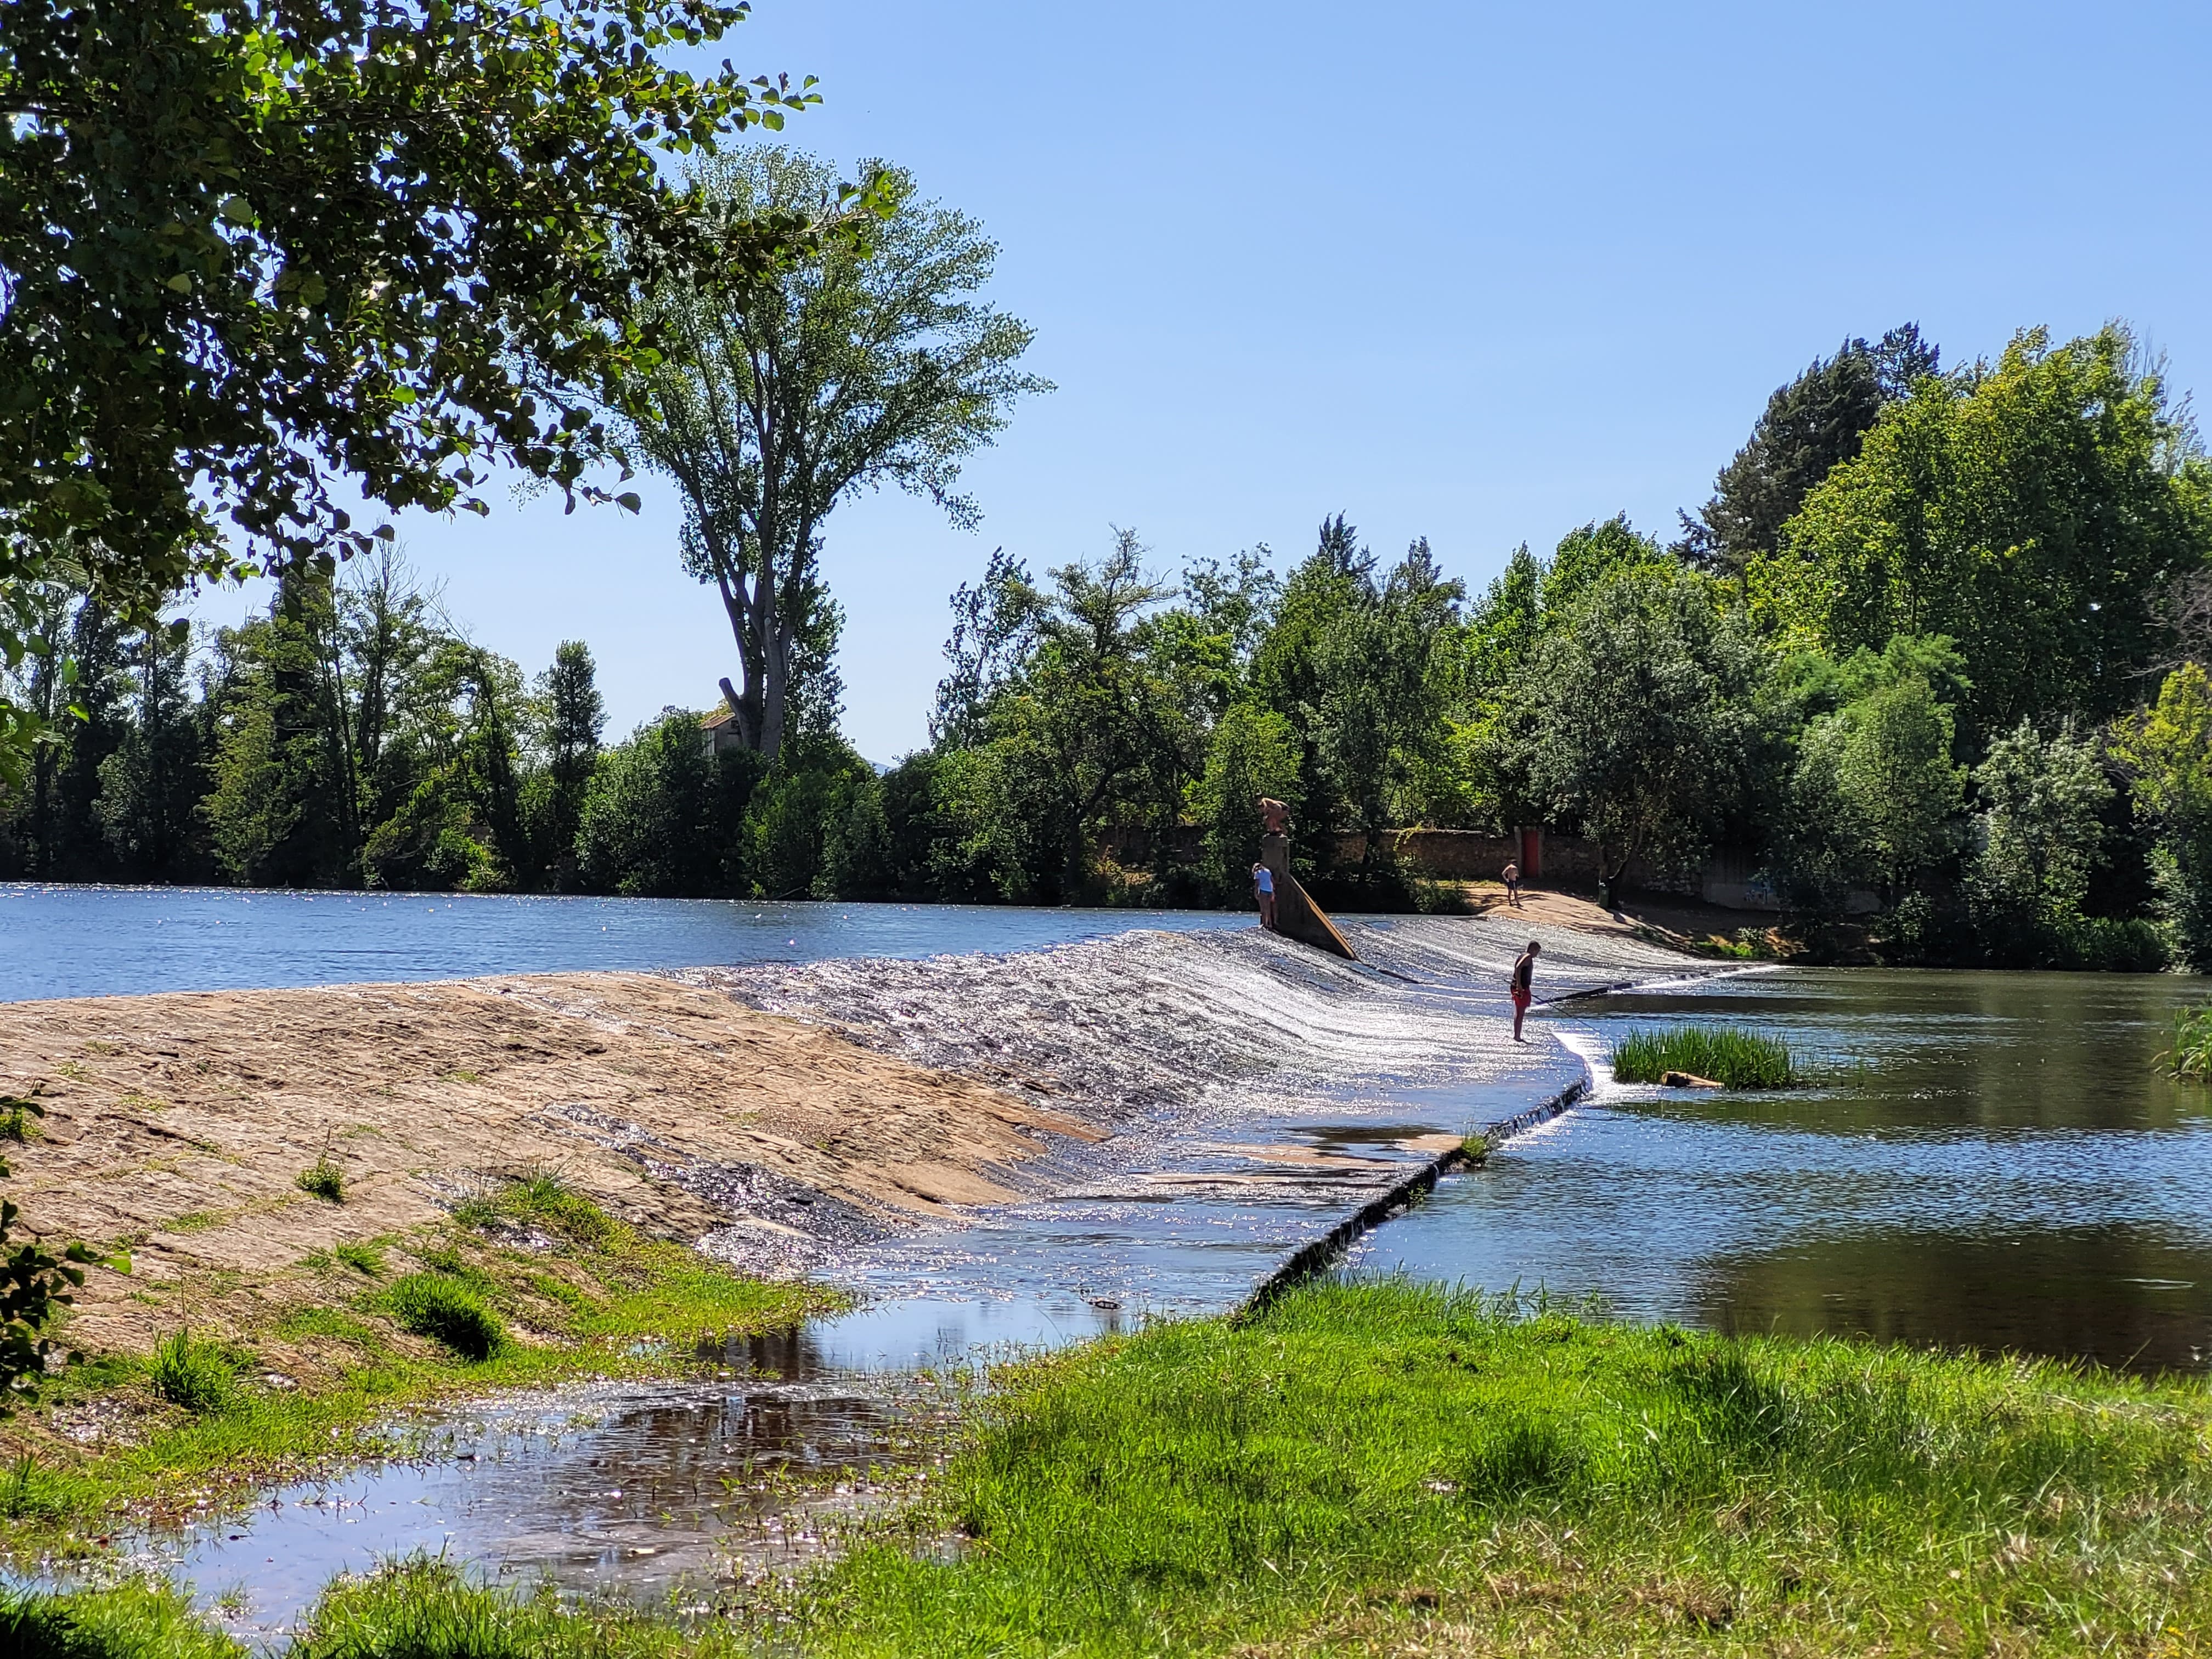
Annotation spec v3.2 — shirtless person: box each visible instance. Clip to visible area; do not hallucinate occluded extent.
[1510,939,1541,1042]
[1502,859,1521,908]
[1257,795,1290,837]
[1251,861,1277,929]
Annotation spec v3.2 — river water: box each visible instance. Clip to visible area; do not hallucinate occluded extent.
[0,884,1245,1002]
[1351,965,2212,1374]
[8,889,2209,1636]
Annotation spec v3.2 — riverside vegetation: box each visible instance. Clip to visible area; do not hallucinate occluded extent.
[1607,1025,1797,1090]
[0,1171,834,1564]
[8,1279,2210,1656]
[9,323,2212,975]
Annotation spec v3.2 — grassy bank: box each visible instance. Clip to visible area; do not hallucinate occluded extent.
[0,1174,837,1560]
[19,1279,2210,1656]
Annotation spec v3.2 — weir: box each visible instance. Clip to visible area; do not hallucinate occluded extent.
[1259,831,1357,960]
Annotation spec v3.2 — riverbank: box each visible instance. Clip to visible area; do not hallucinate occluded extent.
[15,1278,2209,1656]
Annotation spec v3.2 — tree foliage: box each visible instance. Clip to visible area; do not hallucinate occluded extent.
[623,148,1048,757]
[1755,325,2212,747]
[1680,325,1937,577]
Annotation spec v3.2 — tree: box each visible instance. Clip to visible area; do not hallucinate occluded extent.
[1191,703,1301,898]
[1508,566,1764,902]
[0,0,825,771]
[527,642,606,888]
[1965,718,2112,953]
[1680,325,1938,578]
[623,148,1048,757]
[1831,676,1965,902]
[95,622,209,879]
[1765,635,1968,914]
[202,569,349,886]
[2111,662,2212,968]
[1754,325,2212,748]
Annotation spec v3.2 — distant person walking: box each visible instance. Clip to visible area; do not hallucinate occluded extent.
[1251,861,1277,930]
[1502,859,1521,908]
[1510,940,1541,1042]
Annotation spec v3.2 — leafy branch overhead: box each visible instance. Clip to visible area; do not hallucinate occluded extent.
[0,0,828,629]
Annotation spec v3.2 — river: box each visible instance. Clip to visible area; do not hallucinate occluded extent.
[6,888,2208,1635]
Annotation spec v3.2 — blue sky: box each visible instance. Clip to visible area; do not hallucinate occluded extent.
[194,0,2212,763]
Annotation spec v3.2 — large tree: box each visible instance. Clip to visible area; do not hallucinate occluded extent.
[623,148,1048,758]
[1680,325,1938,579]
[1754,325,2212,749]
[0,0,820,771]
[1507,565,1765,901]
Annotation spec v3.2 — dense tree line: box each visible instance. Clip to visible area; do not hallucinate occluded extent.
[9,321,2212,974]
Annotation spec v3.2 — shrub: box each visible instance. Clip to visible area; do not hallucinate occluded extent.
[295,1153,346,1203]
[147,1330,234,1413]
[1609,1024,1795,1089]
[385,1274,505,1361]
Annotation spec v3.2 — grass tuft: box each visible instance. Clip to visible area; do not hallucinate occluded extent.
[332,1241,385,1277]
[146,1331,234,1413]
[383,1273,505,1361]
[1608,1023,1795,1088]
[0,1581,243,1659]
[295,1153,347,1204]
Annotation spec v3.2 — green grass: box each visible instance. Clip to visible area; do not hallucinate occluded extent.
[382,1274,505,1361]
[295,1153,347,1203]
[776,1278,2212,1656]
[1608,1023,1796,1088]
[19,1279,2212,1654]
[0,1188,839,1561]
[331,1241,385,1277]
[2164,1004,2212,1079]
[145,1331,234,1413]
[0,1580,244,1659]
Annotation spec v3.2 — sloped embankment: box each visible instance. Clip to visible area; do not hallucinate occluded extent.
[0,971,1096,1357]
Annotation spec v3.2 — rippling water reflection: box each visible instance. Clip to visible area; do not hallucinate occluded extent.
[1348,967,2212,1374]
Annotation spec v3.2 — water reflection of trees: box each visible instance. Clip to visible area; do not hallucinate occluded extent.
[1694,1225,2212,1375]
[1598,969,2212,1135]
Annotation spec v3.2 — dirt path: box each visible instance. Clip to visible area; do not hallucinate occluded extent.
[0,972,1099,1356]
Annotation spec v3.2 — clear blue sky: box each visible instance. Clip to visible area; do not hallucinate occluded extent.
[193,0,2212,764]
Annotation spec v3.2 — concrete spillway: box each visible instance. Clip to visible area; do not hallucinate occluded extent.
[1260,833,1357,960]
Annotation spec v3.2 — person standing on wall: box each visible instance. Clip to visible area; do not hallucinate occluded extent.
[1510,940,1541,1042]
[1251,861,1277,930]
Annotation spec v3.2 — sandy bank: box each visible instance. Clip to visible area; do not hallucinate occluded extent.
[0,971,1097,1355]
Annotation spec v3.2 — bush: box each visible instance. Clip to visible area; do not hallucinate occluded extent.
[1609,1024,1795,1088]
[385,1274,505,1361]
[146,1330,234,1413]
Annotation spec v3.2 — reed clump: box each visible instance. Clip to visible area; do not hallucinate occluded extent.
[1609,1023,1795,1088]
[2163,1003,2212,1077]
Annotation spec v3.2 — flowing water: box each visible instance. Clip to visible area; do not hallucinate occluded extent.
[12,894,2209,1640]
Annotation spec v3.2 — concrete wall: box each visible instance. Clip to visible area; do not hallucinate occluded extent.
[1338,830,1794,913]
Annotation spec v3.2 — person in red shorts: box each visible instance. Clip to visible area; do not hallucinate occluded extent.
[1510,939,1541,1042]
